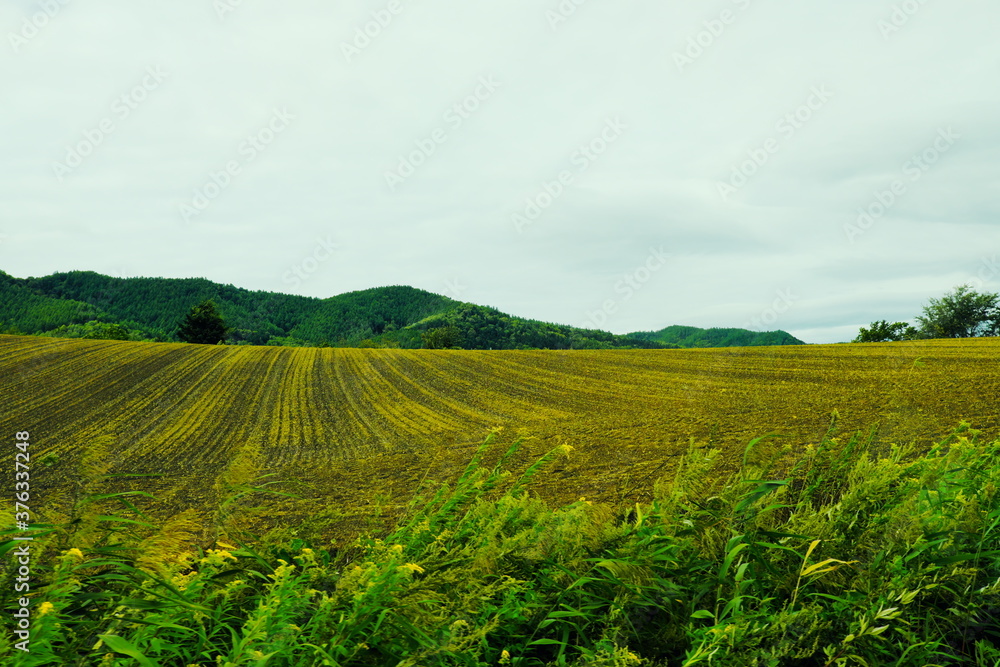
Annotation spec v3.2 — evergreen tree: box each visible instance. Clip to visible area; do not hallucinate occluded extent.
[177,300,229,344]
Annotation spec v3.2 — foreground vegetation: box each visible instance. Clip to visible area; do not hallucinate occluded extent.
[2,421,999,665]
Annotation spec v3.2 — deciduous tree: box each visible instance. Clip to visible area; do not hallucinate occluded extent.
[916,285,998,339]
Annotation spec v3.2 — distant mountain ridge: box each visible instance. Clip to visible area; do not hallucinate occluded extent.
[0,270,804,349]
[628,325,804,348]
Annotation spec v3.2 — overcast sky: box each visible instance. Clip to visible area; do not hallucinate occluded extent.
[2,1,997,343]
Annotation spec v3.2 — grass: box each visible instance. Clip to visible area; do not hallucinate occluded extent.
[1,420,999,666]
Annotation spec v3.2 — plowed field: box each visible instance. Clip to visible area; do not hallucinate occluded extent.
[2,335,998,533]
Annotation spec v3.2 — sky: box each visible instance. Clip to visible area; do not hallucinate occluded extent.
[2,1,998,344]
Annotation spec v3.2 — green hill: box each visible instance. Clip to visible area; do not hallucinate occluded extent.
[18,271,319,344]
[0,270,671,350]
[628,324,805,348]
[288,286,458,346]
[0,271,105,333]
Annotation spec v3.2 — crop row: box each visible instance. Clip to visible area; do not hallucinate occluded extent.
[0,335,998,523]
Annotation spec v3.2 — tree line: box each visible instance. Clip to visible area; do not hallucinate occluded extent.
[854,284,999,342]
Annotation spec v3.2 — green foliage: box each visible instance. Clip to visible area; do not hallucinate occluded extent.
[290,286,457,344]
[1,271,675,350]
[422,325,462,349]
[630,325,805,348]
[22,271,309,345]
[916,284,999,339]
[853,320,921,343]
[177,299,230,345]
[425,303,673,351]
[856,285,1000,343]
[37,320,154,342]
[0,270,104,334]
[266,335,311,347]
[3,423,999,665]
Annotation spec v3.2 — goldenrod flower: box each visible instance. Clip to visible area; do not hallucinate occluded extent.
[297,547,318,566]
[201,549,237,567]
[63,548,84,561]
[37,601,55,616]
[399,563,424,574]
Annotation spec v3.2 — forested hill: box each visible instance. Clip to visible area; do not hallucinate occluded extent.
[628,325,805,348]
[0,270,671,350]
[16,271,320,344]
[0,270,101,332]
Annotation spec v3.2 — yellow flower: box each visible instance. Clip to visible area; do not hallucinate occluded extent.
[63,548,84,561]
[297,547,318,565]
[390,544,404,555]
[171,571,197,590]
[500,649,512,664]
[399,563,424,574]
[201,549,238,567]
[37,601,55,616]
